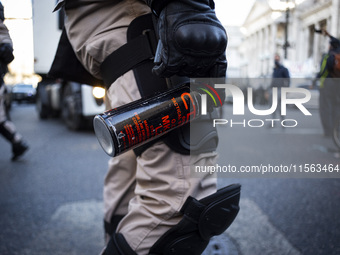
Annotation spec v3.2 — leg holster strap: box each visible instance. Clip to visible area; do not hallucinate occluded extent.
[100,14,158,90]
[103,233,137,255]
[100,13,220,156]
[149,184,241,255]
[104,215,125,237]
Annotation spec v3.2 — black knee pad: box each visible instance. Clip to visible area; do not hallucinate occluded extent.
[149,184,241,255]
[103,185,240,255]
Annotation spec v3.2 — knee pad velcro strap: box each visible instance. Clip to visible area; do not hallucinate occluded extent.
[149,184,241,255]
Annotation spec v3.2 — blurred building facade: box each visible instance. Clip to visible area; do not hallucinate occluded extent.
[229,0,340,79]
[2,0,62,87]
[3,0,340,84]
[2,0,35,85]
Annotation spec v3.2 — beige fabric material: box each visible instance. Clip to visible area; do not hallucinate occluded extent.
[64,0,150,79]
[63,1,217,253]
[117,145,217,254]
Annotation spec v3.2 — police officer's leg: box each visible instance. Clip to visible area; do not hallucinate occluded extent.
[0,120,29,160]
[103,71,141,240]
[110,144,217,255]
[104,152,137,240]
[63,0,150,243]
[0,85,16,143]
[0,86,28,160]
[103,148,240,255]
[63,1,239,254]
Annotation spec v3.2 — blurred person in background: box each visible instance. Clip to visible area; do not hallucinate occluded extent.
[0,1,29,161]
[317,29,340,137]
[268,53,290,124]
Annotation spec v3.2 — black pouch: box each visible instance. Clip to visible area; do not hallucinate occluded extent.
[48,28,104,86]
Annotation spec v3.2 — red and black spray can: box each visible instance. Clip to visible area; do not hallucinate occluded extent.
[93,85,201,157]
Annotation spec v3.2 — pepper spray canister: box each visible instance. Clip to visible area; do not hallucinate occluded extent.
[93,85,201,157]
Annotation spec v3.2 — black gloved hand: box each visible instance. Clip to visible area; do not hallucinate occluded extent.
[0,43,14,64]
[152,0,227,78]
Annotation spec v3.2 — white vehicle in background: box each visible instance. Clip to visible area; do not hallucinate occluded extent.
[36,79,106,130]
[33,0,105,130]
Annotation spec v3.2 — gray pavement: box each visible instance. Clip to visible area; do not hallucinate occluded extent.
[213,105,340,255]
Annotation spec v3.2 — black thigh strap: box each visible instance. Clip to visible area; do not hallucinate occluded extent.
[100,14,158,88]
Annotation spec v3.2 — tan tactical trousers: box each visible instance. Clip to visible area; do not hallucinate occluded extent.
[63,0,217,253]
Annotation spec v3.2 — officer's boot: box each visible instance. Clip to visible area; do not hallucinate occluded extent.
[0,121,29,161]
[102,184,241,255]
[12,140,29,161]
